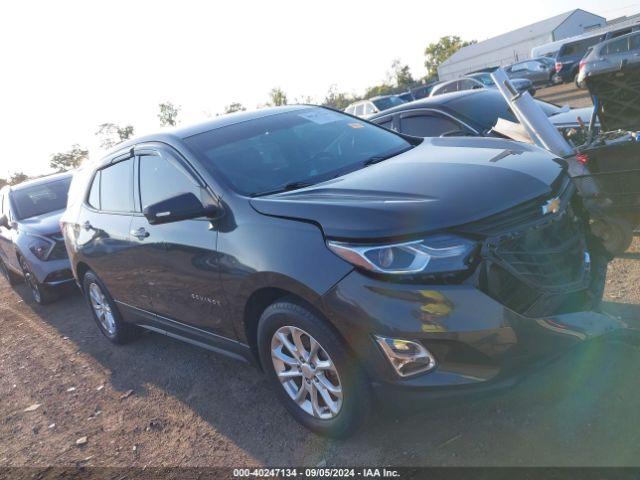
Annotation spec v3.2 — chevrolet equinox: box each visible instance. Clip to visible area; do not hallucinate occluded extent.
[61,106,621,437]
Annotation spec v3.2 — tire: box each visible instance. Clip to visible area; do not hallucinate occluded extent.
[257,300,371,438]
[82,270,140,344]
[0,257,22,286]
[590,217,634,256]
[18,256,58,305]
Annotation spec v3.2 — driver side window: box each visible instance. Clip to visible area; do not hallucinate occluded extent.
[139,152,204,210]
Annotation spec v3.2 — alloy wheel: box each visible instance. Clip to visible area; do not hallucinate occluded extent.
[20,259,41,303]
[271,325,343,420]
[88,282,116,335]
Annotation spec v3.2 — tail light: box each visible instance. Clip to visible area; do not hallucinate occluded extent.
[576,153,589,165]
[555,62,562,72]
[579,59,586,71]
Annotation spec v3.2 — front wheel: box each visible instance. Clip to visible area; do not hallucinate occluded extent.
[258,301,371,438]
[0,258,21,286]
[82,270,140,344]
[19,256,57,305]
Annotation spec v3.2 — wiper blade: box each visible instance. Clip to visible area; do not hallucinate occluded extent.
[251,181,315,197]
[363,146,414,167]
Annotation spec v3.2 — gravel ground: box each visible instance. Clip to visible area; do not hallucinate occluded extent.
[537,83,592,108]
[1,237,639,467]
[2,85,639,468]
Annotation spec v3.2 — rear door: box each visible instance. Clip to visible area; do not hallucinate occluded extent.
[128,145,231,337]
[76,156,139,306]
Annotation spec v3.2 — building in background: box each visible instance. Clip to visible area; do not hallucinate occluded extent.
[437,9,605,80]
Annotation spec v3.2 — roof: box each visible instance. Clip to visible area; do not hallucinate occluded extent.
[441,9,603,67]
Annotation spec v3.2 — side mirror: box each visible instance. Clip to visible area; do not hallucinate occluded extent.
[0,214,9,229]
[143,192,221,225]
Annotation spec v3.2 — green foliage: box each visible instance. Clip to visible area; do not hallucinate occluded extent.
[224,103,246,114]
[49,145,89,172]
[322,85,359,110]
[95,123,135,149]
[391,58,414,90]
[158,102,180,127]
[267,87,288,106]
[424,36,477,78]
[9,172,29,185]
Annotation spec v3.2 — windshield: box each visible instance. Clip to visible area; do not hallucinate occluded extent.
[11,177,71,220]
[371,96,405,111]
[184,108,413,196]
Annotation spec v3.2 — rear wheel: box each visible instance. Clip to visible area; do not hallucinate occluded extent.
[18,256,57,305]
[82,270,140,344]
[258,300,371,438]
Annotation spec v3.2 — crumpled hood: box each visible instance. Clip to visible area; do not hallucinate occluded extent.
[250,137,565,241]
[17,209,64,237]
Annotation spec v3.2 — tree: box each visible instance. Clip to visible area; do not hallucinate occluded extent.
[158,102,180,127]
[391,59,415,90]
[49,144,89,172]
[223,102,246,114]
[95,123,135,149]
[9,172,29,185]
[0,178,7,189]
[424,36,476,78]
[322,85,357,111]
[267,87,288,106]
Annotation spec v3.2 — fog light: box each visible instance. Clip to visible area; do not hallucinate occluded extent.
[375,336,437,377]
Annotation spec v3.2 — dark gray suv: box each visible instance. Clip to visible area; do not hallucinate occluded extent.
[0,173,74,304]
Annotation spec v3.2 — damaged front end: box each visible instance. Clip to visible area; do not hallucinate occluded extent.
[492,67,640,256]
[457,173,607,319]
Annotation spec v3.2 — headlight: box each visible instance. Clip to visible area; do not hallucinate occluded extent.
[27,234,55,261]
[327,234,476,275]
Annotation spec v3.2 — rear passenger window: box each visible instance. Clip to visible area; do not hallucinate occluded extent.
[139,153,202,210]
[355,104,364,116]
[87,172,100,209]
[606,37,629,55]
[630,35,640,51]
[100,159,133,212]
[375,118,393,130]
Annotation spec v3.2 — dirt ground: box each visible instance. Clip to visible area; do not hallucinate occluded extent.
[1,235,639,468]
[2,85,639,468]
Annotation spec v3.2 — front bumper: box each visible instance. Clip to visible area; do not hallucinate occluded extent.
[321,270,627,403]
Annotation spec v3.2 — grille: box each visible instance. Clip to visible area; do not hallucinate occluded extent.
[458,174,573,236]
[487,211,589,295]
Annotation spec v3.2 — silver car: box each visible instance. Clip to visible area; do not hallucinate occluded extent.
[578,31,640,87]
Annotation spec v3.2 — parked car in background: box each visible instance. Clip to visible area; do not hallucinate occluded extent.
[504,58,554,85]
[578,31,640,87]
[450,73,535,96]
[553,34,604,84]
[409,82,439,100]
[369,88,592,140]
[0,172,74,304]
[344,95,406,118]
[61,105,616,437]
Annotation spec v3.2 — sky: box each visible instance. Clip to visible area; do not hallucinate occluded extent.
[1,0,638,177]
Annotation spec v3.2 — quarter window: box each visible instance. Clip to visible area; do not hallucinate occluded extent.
[354,104,364,116]
[100,159,134,212]
[630,34,640,51]
[139,152,202,210]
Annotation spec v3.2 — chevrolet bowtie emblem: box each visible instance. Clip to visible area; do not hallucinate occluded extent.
[542,197,561,215]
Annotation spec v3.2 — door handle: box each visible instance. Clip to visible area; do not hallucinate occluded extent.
[131,227,150,240]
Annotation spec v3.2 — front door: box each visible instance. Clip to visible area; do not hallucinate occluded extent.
[128,147,231,337]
